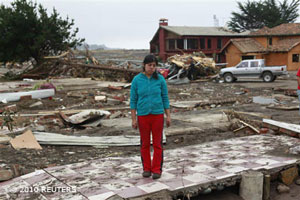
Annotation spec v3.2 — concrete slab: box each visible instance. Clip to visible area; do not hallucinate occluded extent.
[0,135,299,200]
[101,111,230,137]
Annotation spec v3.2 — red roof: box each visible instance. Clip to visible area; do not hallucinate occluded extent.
[251,23,300,36]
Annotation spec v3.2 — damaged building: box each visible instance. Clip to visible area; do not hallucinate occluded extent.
[150,18,249,62]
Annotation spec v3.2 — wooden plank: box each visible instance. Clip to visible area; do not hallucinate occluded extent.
[267,105,299,111]
[263,119,300,134]
[222,110,271,119]
[239,120,260,134]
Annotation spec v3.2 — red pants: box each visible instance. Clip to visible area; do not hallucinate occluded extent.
[138,114,164,174]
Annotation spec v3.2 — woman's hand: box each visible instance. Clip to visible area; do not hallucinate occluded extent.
[166,116,171,127]
[132,119,138,129]
[164,109,171,127]
[131,109,138,129]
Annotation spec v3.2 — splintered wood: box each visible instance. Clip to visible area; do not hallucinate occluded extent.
[167,52,216,69]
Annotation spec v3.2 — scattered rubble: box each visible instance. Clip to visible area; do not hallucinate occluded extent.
[1,50,300,199]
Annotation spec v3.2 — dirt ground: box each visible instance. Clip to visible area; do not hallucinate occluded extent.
[1,51,300,199]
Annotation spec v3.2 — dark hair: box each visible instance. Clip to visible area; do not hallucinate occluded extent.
[143,54,158,65]
[143,54,158,79]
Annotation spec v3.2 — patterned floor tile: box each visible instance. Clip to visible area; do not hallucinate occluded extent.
[117,186,147,198]
[254,158,280,166]
[138,182,170,193]
[220,166,249,173]
[183,173,212,184]
[161,177,197,191]
[103,180,134,191]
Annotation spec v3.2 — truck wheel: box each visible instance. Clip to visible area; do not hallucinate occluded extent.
[224,73,234,83]
[262,72,273,82]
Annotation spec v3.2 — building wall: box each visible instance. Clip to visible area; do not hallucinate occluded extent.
[225,44,242,67]
[264,53,287,67]
[288,44,300,71]
[254,37,268,48]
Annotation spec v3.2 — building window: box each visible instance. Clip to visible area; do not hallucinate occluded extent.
[268,37,272,46]
[187,39,198,49]
[250,61,259,67]
[216,54,222,63]
[237,61,249,68]
[167,39,175,50]
[200,38,205,49]
[293,54,299,62]
[217,38,222,49]
[207,39,211,49]
[242,55,255,60]
[177,39,184,49]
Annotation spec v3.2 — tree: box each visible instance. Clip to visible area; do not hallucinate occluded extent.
[228,0,300,32]
[0,0,84,64]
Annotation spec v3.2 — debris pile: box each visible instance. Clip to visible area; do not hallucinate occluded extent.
[164,52,217,83]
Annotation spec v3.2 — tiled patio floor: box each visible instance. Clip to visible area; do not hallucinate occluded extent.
[0,134,299,200]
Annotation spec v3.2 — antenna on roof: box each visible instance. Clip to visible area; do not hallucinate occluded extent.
[213,15,219,27]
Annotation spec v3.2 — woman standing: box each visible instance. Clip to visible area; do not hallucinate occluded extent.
[130,54,171,180]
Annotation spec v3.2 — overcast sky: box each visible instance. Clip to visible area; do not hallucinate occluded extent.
[1,0,295,49]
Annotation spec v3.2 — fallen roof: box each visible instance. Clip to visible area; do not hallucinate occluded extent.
[162,26,249,36]
[251,23,300,36]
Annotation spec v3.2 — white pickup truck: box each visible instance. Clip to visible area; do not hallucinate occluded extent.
[219,59,288,83]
